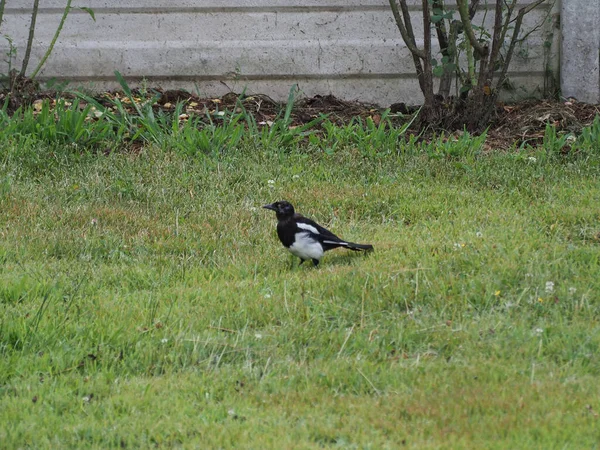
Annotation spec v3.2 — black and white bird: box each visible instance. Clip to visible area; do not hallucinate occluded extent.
[263,201,373,266]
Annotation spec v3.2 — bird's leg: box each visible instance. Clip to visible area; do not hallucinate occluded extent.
[312,259,319,267]
[299,258,306,265]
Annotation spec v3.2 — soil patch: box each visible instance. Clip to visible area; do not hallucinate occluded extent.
[1,87,599,150]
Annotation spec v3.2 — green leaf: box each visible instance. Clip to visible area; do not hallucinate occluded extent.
[79,7,96,21]
[433,66,445,77]
[441,55,450,64]
[431,58,438,67]
[460,85,472,94]
[431,15,443,23]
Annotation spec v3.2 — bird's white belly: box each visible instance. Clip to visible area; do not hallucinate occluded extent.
[288,232,324,260]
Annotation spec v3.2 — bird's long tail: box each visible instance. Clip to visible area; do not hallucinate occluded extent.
[344,242,374,251]
[322,239,374,251]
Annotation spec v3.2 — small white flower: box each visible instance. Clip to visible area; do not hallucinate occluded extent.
[528,156,537,163]
[91,218,98,226]
[263,293,271,299]
[228,409,236,416]
[525,273,533,278]
[82,396,91,403]
[535,328,543,335]
[267,180,275,188]
[292,174,300,180]
[545,281,555,293]
[249,206,257,212]
[476,231,483,238]
[255,333,263,339]
[568,287,577,294]
[161,338,169,344]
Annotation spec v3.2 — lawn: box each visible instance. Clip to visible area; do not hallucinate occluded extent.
[1,128,600,448]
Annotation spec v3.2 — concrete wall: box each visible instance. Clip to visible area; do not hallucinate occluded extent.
[561,0,600,104]
[1,1,559,106]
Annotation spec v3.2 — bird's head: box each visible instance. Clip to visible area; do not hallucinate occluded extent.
[263,200,295,220]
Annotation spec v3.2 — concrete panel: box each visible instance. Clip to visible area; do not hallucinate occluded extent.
[561,0,600,103]
[4,0,548,10]
[0,1,558,105]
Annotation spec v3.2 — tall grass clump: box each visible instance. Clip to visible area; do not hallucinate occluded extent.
[238,86,326,150]
[0,98,122,148]
[311,109,418,156]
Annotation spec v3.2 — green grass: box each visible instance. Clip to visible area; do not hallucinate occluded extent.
[1,127,600,448]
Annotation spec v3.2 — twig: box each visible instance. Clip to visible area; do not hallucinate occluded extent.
[456,0,487,57]
[398,0,427,93]
[468,0,480,19]
[283,280,290,315]
[514,0,554,44]
[261,357,271,379]
[20,0,41,76]
[0,0,6,33]
[496,0,519,71]
[357,367,381,395]
[209,325,237,333]
[433,0,452,97]
[337,324,355,359]
[30,0,74,79]
[421,0,434,104]
[388,0,426,59]
[496,0,547,90]
[486,0,506,83]
[360,275,369,328]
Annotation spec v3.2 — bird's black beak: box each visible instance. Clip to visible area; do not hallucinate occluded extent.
[263,203,277,211]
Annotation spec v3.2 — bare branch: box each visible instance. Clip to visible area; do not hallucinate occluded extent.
[509,0,548,24]
[515,0,554,44]
[469,0,480,20]
[456,0,488,57]
[388,0,426,59]
[21,0,41,76]
[433,0,453,97]
[30,0,73,79]
[421,0,435,104]
[399,0,426,60]
[487,0,505,73]
[0,0,6,33]
[432,0,450,53]
[499,0,519,50]
[496,0,547,90]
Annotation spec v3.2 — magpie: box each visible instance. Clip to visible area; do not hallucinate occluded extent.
[263,201,373,266]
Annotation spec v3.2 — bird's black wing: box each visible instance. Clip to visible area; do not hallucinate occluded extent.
[294,214,352,252]
[294,214,374,252]
[294,214,341,239]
